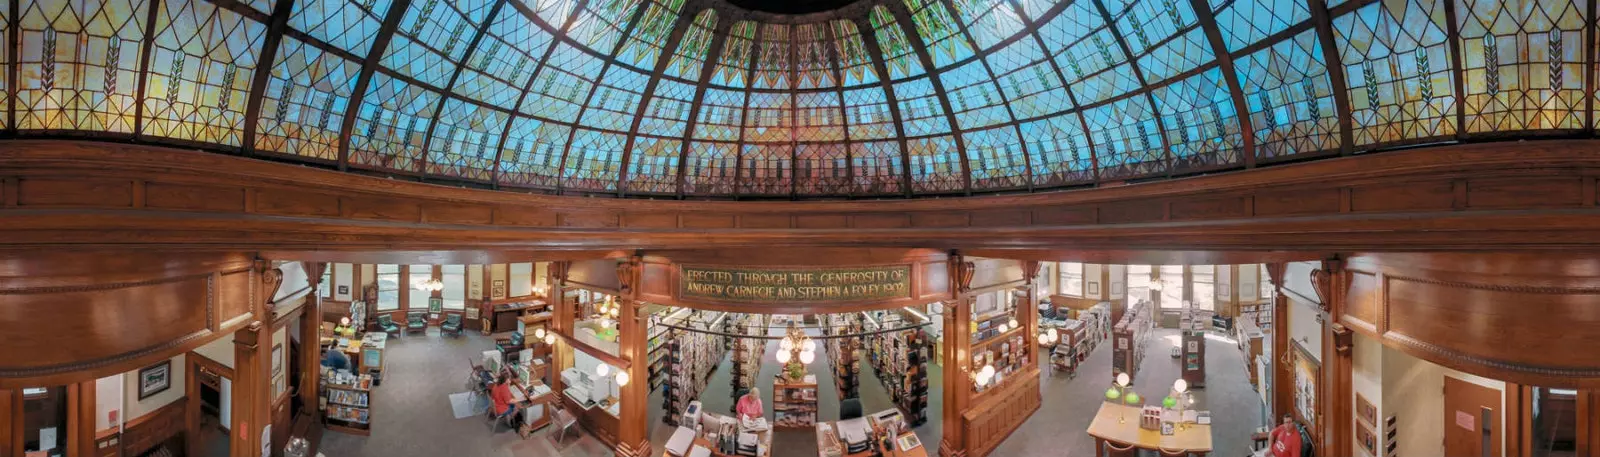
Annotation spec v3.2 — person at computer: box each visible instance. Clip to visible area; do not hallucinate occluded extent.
[1263,414,1302,457]
[321,347,351,372]
[736,387,764,421]
[490,374,520,429]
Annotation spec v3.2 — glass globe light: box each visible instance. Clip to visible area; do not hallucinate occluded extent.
[1008,317,1019,329]
[1047,328,1059,342]
[615,371,630,386]
[1173,378,1188,393]
[799,350,816,364]
[1116,372,1131,387]
[779,338,794,351]
[803,340,816,352]
[597,364,609,377]
[544,333,556,345]
[1105,387,1121,400]
[1038,334,1050,345]
[997,323,1009,333]
[776,349,792,364]
[534,328,547,340]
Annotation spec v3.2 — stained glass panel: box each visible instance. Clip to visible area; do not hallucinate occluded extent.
[833,20,878,87]
[616,0,684,69]
[455,3,553,110]
[1234,29,1340,160]
[1,0,8,128]
[1151,68,1242,171]
[795,23,836,90]
[739,143,793,196]
[16,0,146,132]
[964,126,1028,190]
[257,36,360,160]
[562,128,625,191]
[684,141,738,194]
[381,0,495,88]
[426,98,504,181]
[893,79,952,136]
[906,0,975,67]
[1213,0,1311,52]
[986,38,1071,119]
[1334,0,1456,146]
[795,92,844,142]
[519,41,601,119]
[844,86,896,140]
[579,66,647,131]
[639,79,695,138]
[142,0,266,145]
[289,0,389,56]
[693,88,745,141]
[795,143,849,195]
[907,135,964,192]
[711,21,756,87]
[350,73,440,171]
[497,116,566,188]
[626,136,681,193]
[1456,0,1585,133]
[568,0,642,55]
[751,24,790,90]
[1085,95,1166,179]
[743,92,791,143]
[1020,115,1094,186]
[870,6,925,79]
[851,141,904,194]
[663,9,716,80]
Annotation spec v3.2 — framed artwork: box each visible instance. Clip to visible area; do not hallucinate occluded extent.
[138,360,172,400]
[1087,282,1100,295]
[271,343,284,377]
[428,297,443,314]
[1357,393,1378,426]
[1291,341,1320,431]
[491,280,506,298]
[1357,424,1377,455]
[337,285,349,295]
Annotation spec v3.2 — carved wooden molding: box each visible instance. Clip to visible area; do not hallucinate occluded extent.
[950,255,976,295]
[0,328,214,377]
[939,438,969,457]
[614,439,653,457]
[1309,258,1346,314]
[1266,263,1287,291]
[1022,260,1042,285]
[552,261,571,282]
[617,257,639,296]
[1384,332,1600,378]
[1332,323,1352,356]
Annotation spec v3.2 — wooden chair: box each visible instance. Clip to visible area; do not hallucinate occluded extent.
[441,314,464,337]
[376,314,401,338]
[405,311,428,336]
[551,404,580,446]
[1157,447,1189,457]
[1103,440,1138,457]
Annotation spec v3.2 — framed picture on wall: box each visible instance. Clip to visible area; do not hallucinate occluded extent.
[1087,282,1099,295]
[137,360,172,400]
[1357,393,1378,426]
[1291,341,1320,432]
[491,280,506,298]
[271,343,284,377]
[428,297,443,314]
[1357,423,1377,455]
[337,285,349,295]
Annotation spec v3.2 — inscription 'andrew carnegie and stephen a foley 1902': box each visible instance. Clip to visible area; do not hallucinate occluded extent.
[680,265,912,303]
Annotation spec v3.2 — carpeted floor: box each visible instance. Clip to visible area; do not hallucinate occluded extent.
[320,329,614,457]
[990,327,1267,457]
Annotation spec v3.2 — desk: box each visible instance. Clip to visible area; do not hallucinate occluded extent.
[813,411,927,457]
[512,381,556,433]
[1085,402,1211,457]
[561,390,620,447]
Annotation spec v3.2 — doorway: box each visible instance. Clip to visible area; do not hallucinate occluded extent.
[1444,376,1502,457]
[186,353,234,457]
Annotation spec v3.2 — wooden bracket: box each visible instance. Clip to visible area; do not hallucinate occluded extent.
[951,255,976,295]
[1332,323,1353,356]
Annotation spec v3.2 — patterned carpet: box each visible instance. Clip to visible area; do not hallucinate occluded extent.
[319,329,613,457]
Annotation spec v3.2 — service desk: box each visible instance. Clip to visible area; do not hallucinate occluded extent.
[1086,402,1211,457]
[512,381,556,432]
[660,412,773,457]
[813,410,927,457]
[561,388,621,447]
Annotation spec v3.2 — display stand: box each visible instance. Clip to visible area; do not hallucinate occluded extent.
[772,374,819,429]
[322,373,374,436]
[1179,307,1209,388]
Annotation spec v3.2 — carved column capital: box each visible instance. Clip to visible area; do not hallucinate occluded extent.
[1310,258,1347,314]
[1022,260,1042,285]
[617,257,641,297]
[950,255,976,295]
[1332,323,1353,355]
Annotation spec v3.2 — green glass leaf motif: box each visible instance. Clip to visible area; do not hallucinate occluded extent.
[1301,79,1319,120]
[167,54,186,106]
[1362,60,1378,110]
[1163,0,1183,31]
[1128,10,1151,51]
[1091,34,1114,65]
[1483,34,1498,97]
[1259,92,1275,129]
[442,22,468,57]
[276,83,296,121]
[106,36,122,96]
[42,28,58,94]
[1416,48,1432,105]
[1549,29,1563,90]
[319,96,337,129]
[412,0,439,36]
[1210,104,1226,140]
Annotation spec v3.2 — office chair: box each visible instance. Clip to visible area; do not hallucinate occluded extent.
[840,398,863,420]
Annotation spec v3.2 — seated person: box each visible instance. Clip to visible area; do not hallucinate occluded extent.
[321,348,351,372]
[736,387,764,421]
[1264,414,1303,457]
[490,374,520,427]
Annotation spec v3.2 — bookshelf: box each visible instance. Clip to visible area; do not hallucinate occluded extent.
[824,314,862,400]
[1112,300,1153,384]
[322,374,374,436]
[661,310,727,426]
[1180,307,1209,388]
[772,375,819,429]
[865,315,930,426]
[729,314,762,407]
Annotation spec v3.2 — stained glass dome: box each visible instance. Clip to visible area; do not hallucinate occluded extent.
[0,0,1586,198]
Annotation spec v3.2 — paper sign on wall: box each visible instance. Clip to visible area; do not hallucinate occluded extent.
[1455,410,1474,430]
[39,428,56,450]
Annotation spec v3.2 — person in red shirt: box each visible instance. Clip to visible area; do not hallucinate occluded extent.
[489,374,520,428]
[1265,414,1303,457]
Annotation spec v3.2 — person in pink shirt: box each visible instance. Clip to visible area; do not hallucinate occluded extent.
[736,387,765,420]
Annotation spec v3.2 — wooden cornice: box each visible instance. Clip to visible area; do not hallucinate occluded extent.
[7,140,1600,251]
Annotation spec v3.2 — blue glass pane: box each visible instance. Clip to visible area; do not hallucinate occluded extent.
[562,128,626,191]
[626,136,681,193]
[683,141,738,194]
[940,60,1011,130]
[579,66,648,131]
[1234,29,1339,160]
[616,0,684,69]
[350,73,440,172]
[426,98,505,181]
[1151,67,1243,170]
[455,3,554,110]
[1334,0,1456,146]
[893,78,951,136]
[710,21,756,88]
[833,20,878,87]
[639,79,696,138]
[870,6,926,79]
[519,41,601,119]
[142,0,266,145]
[851,141,903,194]
[1214,0,1311,52]
[844,86,896,140]
[693,88,745,141]
[1084,95,1165,179]
[964,126,1028,190]
[381,0,495,88]
[663,9,716,80]
[905,0,974,67]
[258,36,360,159]
[497,116,566,188]
[739,143,792,195]
[986,38,1071,119]
[743,92,791,143]
[795,143,849,195]
[15,0,147,133]
[795,91,844,142]
[907,135,964,192]
[289,0,389,56]
[1020,115,1094,186]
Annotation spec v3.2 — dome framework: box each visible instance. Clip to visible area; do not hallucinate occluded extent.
[0,0,1589,199]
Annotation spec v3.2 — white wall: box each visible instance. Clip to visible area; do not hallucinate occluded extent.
[193,331,236,369]
[490,264,508,299]
[271,261,310,304]
[333,263,354,301]
[124,355,185,421]
[1381,346,1507,457]
[1108,264,1126,300]
[1286,294,1322,363]
[1282,261,1321,307]
[95,374,125,431]
[219,378,232,431]
[1352,333,1384,457]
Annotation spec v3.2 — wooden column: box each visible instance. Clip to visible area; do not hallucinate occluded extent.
[68,381,93,457]
[1265,263,1291,422]
[1311,258,1351,457]
[1023,262,1043,373]
[614,257,650,457]
[939,255,975,457]
[2,389,14,457]
[231,260,274,457]
[549,262,572,394]
[299,262,327,421]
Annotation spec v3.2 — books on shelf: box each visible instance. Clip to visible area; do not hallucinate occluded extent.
[772,375,818,429]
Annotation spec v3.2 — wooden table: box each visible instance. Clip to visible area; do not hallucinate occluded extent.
[1085,402,1211,457]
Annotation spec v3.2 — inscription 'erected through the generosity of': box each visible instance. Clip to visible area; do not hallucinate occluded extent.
[681,266,911,303]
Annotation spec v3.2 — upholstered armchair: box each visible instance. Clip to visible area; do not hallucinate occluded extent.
[406,311,428,336]
[441,314,464,338]
[376,314,401,338]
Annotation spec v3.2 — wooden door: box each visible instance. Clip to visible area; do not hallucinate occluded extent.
[1445,376,1502,457]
